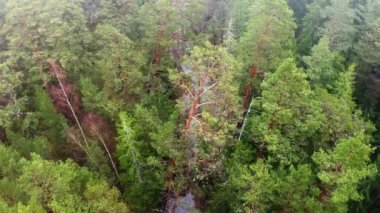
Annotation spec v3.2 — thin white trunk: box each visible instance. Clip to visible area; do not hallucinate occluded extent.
[52,67,89,148]
[93,126,120,178]
[238,96,254,141]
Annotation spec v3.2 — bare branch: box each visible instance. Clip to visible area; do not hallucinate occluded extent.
[180,85,194,97]
[92,126,120,179]
[196,101,216,109]
[192,113,201,118]
[199,82,218,97]
[48,60,89,149]
[68,132,103,172]
[192,117,202,125]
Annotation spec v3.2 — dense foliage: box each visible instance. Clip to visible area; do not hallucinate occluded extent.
[0,0,379,212]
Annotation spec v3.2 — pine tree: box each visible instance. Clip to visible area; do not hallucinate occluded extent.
[0,0,379,211]
[303,37,345,89]
[230,0,253,40]
[322,0,358,52]
[170,42,241,187]
[0,144,129,212]
[297,0,328,56]
[357,0,380,64]
[250,58,322,164]
[218,58,375,211]
[287,0,313,25]
[237,0,296,72]
[91,24,146,109]
[313,134,376,211]
[0,0,90,141]
[2,0,88,66]
[0,63,23,127]
[204,0,231,45]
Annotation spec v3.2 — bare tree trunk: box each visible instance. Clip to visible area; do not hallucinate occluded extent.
[92,126,120,178]
[239,95,254,141]
[47,60,89,148]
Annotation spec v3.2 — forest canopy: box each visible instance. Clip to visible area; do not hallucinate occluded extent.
[0,0,380,212]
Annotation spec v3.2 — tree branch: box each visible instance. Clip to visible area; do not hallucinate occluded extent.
[200,81,218,97]
[92,126,120,179]
[48,59,90,149]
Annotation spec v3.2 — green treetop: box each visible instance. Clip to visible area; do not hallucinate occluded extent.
[322,0,358,52]
[237,0,296,72]
[170,42,242,184]
[0,144,129,212]
[250,58,322,164]
[357,0,380,65]
[303,37,345,89]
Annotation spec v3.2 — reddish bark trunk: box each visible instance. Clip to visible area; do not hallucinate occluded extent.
[183,77,209,133]
[242,64,257,109]
[153,29,164,64]
[318,185,330,203]
[184,93,200,132]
